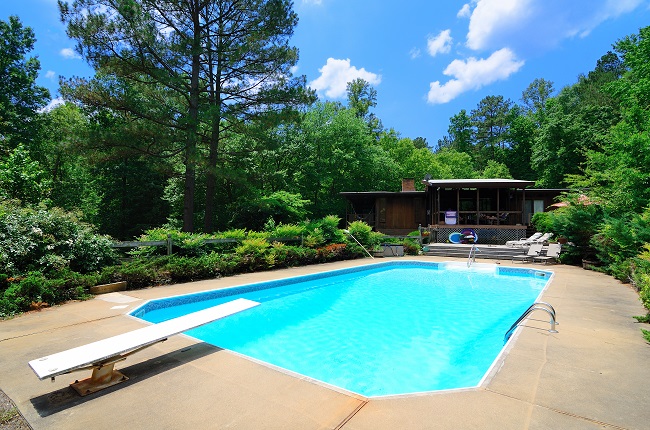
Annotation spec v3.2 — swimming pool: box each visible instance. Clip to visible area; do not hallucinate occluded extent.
[131,261,552,397]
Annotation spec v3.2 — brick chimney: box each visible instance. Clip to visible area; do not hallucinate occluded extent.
[401,178,415,191]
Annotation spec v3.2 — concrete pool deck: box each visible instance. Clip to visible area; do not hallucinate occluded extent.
[1,257,649,429]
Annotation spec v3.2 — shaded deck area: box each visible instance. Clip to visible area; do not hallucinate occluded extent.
[1,258,649,429]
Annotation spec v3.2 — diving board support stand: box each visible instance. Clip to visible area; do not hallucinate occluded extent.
[29,298,260,396]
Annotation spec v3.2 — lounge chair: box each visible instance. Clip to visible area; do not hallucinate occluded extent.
[29,298,259,396]
[533,232,553,244]
[512,243,543,263]
[533,243,562,264]
[506,232,542,247]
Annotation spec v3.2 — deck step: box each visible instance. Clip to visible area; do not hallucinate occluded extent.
[423,244,527,260]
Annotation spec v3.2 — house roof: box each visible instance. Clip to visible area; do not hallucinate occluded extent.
[422,178,535,188]
[340,191,424,198]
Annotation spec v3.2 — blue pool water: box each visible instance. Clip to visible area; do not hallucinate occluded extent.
[131,261,552,397]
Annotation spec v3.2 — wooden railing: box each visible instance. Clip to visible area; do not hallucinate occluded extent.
[111,236,302,256]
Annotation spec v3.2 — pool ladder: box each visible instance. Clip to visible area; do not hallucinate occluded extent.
[504,302,558,342]
[467,244,479,267]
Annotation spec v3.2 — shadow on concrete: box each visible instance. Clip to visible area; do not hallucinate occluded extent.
[30,343,221,417]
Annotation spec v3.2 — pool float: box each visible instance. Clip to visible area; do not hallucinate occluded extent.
[448,232,462,243]
[461,228,478,243]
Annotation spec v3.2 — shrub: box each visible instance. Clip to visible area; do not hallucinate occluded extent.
[235,238,271,272]
[545,202,604,264]
[531,212,553,232]
[101,258,170,290]
[267,223,304,240]
[403,239,421,255]
[164,254,220,283]
[0,203,117,276]
[317,244,348,262]
[632,245,650,311]
[591,209,650,276]
[346,221,373,247]
[228,191,309,230]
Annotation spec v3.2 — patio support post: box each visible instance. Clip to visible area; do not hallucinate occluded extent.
[497,189,500,225]
[456,189,460,225]
[521,188,526,225]
[476,188,480,226]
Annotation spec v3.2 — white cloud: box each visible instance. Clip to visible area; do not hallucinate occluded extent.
[427,30,453,57]
[301,0,322,4]
[409,48,421,59]
[309,58,381,99]
[579,0,644,37]
[427,48,524,104]
[44,70,56,80]
[466,0,532,50]
[39,97,65,113]
[466,0,645,53]
[60,48,81,59]
[290,65,299,75]
[457,4,472,18]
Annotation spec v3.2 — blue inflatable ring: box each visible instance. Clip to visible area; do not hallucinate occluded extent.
[448,232,462,243]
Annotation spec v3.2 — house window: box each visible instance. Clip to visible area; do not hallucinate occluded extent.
[524,200,545,224]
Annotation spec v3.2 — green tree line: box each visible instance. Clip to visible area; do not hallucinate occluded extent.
[3,6,650,331]
[1,9,650,266]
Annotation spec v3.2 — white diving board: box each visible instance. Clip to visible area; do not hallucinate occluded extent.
[29,298,259,396]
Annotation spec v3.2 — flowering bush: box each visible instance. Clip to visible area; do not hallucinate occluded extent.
[0,202,117,276]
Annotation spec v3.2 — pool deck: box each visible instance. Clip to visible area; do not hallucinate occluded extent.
[1,256,649,429]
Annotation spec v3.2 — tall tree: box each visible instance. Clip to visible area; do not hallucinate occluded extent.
[346,78,382,137]
[440,109,473,155]
[470,95,513,168]
[60,0,312,232]
[521,78,554,119]
[0,16,50,152]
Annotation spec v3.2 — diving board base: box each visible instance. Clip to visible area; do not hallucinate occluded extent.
[71,363,128,396]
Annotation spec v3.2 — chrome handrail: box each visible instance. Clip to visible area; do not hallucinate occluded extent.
[504,302,558,342]
[467,244,479,267]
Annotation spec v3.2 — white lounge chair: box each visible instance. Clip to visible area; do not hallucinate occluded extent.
[512,243,543,263]
[533,243,562,264]
[532,232,553,244]
[506,232,542,247]
[29,298,259,396]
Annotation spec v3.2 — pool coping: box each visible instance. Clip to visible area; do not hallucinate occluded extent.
[1,256,649,429]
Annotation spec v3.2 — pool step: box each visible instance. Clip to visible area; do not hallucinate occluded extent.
[423,244,527,260]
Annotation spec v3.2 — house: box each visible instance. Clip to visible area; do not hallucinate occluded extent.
[341,178,565,244]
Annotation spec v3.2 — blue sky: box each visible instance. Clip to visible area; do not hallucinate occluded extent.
[3,0,650,145]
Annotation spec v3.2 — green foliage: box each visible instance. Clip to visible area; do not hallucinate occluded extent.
[641,329,650,343]
[267,223,305,239]
[591,209,650,276]
[631,245,650,310]
[544,201,604,264]
[0,202,117,276]
[402,239,421,256]
[101,257,168,290]
[229,191,310,231]
[345,221,374,247]
[0,16,50,148]
[531,212,554,232]
[0,270,97,318]
[481,160,512,179]
[0,145,52,205]
[60,0,312,232]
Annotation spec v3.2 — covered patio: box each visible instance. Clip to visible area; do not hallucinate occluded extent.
[423,179,535,244]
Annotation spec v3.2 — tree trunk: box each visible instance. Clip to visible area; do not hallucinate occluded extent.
[182,1,202,232]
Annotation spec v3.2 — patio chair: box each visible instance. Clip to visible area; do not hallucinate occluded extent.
[506,232,542,247]
[532,232,553,244]
[512,243,543,263]
[533,243,562,264]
